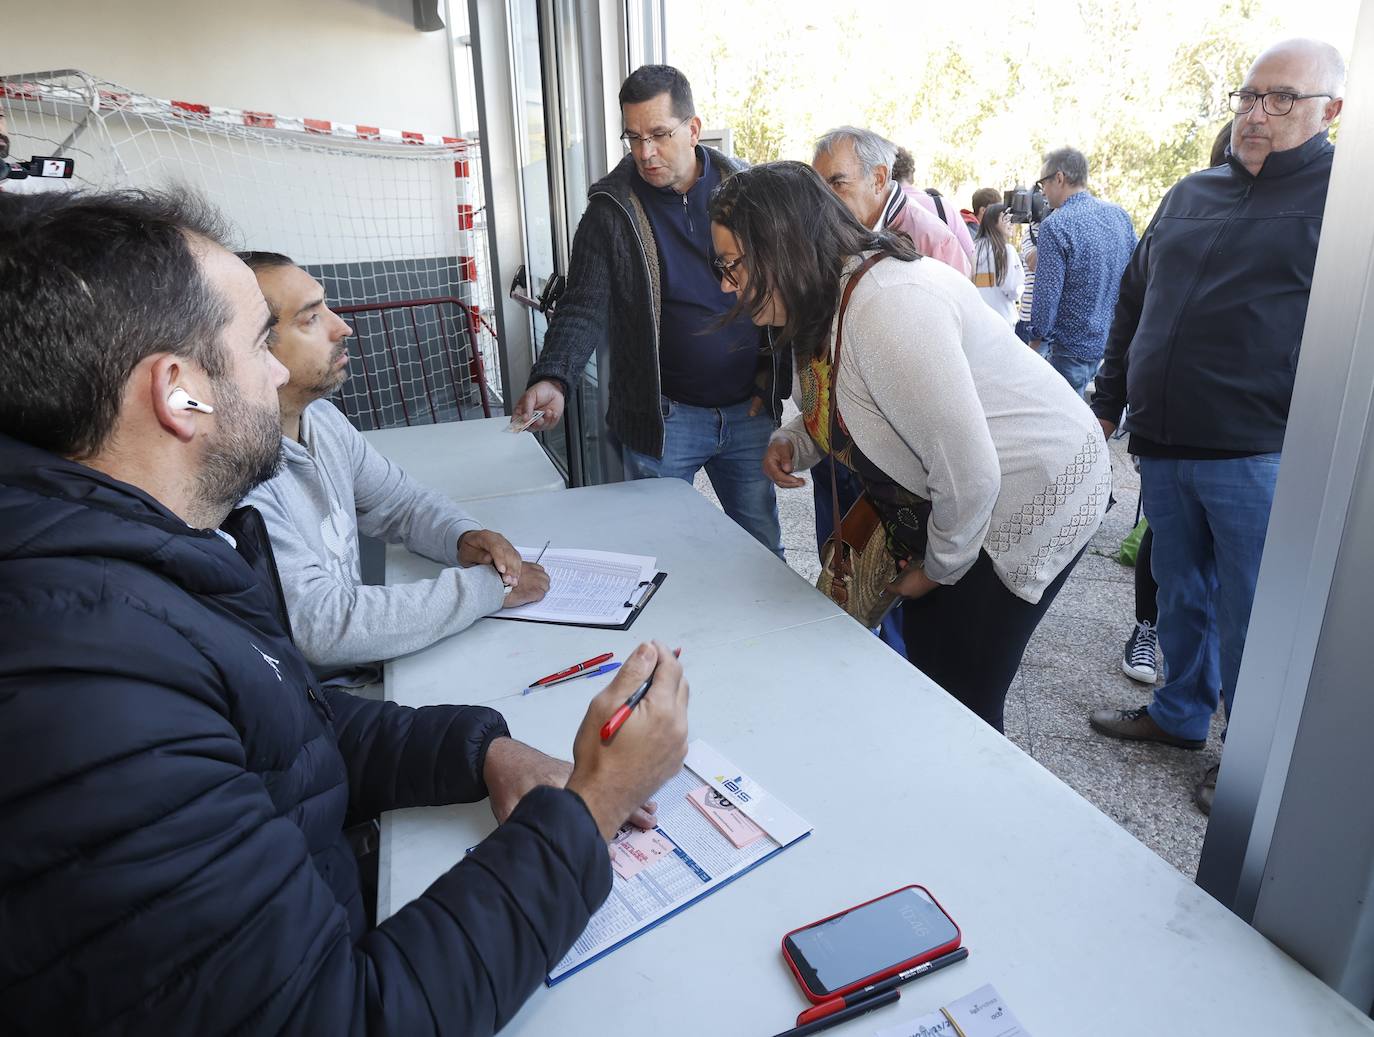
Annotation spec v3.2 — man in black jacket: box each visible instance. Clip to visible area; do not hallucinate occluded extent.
[1087,38,1344,814]
[512,65,786,558]
[0,189,690,1034]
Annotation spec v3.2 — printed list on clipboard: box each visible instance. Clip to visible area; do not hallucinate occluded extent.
[493,547,666,629]
[548,741,811,983]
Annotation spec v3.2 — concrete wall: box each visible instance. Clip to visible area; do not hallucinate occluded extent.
[0,0,456,134]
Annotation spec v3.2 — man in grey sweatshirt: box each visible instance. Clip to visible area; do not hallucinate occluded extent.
[240,252,548,685]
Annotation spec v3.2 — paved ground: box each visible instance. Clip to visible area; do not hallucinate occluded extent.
[695,407,1224,877]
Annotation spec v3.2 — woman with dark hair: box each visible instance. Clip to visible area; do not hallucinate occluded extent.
[971,203,1025,326]
[709,161,1110,732]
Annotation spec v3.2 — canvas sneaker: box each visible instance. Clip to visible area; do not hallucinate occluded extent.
[1122,620,1159,684]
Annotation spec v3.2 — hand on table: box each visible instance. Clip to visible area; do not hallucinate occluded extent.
[483,737,657,830]
[566,642,689,842]
[513,380,566,432]
[762,438,806,489]
[459,529,549,605]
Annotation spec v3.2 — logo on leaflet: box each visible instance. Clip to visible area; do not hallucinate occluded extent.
[714,774,753,803]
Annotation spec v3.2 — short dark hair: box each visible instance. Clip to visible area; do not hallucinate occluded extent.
[971,187,1001,213]
[618,65,694,120]
[891,146,916,184]
[708,161,918,362]
[237,250,296,273]
[0,190,234,458]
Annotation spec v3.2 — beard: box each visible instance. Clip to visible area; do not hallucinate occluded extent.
[308,342,350,398]
[193,375,283,522]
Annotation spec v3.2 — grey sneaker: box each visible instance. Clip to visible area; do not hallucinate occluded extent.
[1088,706,1206,750]
[1122,620,1159,684]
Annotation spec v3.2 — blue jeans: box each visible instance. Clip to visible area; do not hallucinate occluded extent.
[1047,350,1100,398]
[1139,454,1281,742]
[622,397,784,558]
[811,460,907,653]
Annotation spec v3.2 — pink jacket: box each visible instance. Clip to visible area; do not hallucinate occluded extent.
[903,185,976,259]
[884,189,970,276]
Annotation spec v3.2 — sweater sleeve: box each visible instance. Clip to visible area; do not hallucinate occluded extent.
[845,280,1002,585]
[0,600,612,1037]
[249,480,507,669]
[318,403,479,565]
[528,199,616,393]
[1002,245,1026,304]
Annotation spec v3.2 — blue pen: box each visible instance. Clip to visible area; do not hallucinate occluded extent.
[522,661,622,695]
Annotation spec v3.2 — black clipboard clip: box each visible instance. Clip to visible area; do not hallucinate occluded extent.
[624,578,659,610]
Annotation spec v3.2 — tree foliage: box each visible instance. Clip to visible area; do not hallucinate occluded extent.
[666,0,1350,230]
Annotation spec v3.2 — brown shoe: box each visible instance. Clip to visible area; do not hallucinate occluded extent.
[1088,706,1206,750]
[1194,764,1219,815]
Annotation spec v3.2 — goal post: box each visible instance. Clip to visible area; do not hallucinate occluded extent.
[1,68,501,430]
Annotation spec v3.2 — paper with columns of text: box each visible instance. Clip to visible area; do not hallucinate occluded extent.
[494,547,657,626]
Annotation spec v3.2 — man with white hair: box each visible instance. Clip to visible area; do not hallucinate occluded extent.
[812,127,969,276]
[1089,38,1344,814]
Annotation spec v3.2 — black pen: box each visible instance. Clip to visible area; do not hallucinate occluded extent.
[795,946,971,1026]
[769,988,900,1037]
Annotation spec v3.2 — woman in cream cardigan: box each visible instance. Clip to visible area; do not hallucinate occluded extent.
[708,162,1110,732]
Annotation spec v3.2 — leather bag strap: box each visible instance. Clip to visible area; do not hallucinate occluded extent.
[827,252,886,551]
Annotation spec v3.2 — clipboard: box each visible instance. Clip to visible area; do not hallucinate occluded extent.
[489,570,668,630]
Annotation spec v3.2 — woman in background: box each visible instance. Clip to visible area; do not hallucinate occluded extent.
[971,203,1025,326]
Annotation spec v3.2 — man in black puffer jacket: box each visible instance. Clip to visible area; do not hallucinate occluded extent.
[1087,38,1344,814]
[0,189,690,1035]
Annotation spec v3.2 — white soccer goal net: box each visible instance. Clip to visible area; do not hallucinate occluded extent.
[1,68,501,430]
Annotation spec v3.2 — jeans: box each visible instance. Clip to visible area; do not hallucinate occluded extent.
[1047,350,1100,398]
[1139,454,1281,742]
[622,397,784,558]
[811,460,906,653]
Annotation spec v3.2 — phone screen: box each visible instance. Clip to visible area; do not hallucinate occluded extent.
[785,886,959,997]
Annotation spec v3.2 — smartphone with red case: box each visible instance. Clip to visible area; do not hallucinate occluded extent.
[781,885,962,1003]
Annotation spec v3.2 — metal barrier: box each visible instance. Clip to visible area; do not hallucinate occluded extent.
[334,296,492,430]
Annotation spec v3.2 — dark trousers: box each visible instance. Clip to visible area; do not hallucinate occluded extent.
[811,460,907,654]
[901,547,1084,732]
[1135,524,1157,624]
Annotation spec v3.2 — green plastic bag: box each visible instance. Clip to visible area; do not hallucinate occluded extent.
[1118,516,1149,567]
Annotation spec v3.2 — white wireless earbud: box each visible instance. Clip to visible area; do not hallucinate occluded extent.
[168,387,215,414]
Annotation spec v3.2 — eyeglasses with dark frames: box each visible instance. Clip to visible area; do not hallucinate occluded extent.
[712,254,747,288]
[1228,90,1333,117]
[619,116,692,150]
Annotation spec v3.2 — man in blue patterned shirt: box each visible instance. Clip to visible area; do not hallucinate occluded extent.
[1027,147,1138,396]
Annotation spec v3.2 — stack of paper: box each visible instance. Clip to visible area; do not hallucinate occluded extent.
[495,547,658,627]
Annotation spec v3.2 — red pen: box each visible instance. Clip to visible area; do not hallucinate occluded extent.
[794,947,970,1026]
[599,647,681,742]
[529,652,613,689]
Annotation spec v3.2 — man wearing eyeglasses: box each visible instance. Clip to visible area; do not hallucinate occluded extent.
[1088,38,1344,815]
[1025,147,1138,396]
[513,65,786,558]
